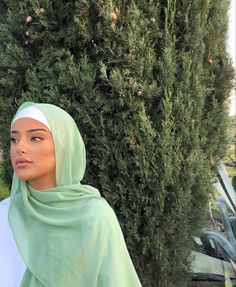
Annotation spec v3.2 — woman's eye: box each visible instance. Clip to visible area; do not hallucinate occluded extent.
[10,137,18,143]
[31,136,43,142]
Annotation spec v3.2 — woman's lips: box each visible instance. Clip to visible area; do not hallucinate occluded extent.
[16,158,33,167]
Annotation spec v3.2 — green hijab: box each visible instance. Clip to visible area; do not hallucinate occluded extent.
[8,102,142,287]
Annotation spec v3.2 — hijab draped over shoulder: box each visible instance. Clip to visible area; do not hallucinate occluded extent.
[8,102,142,287]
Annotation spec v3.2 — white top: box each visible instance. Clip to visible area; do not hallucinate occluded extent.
[0,197,26,286]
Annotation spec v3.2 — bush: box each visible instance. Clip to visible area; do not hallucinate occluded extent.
[0,0,234,286]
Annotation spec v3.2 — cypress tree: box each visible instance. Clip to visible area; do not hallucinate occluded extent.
[0,0,234,286]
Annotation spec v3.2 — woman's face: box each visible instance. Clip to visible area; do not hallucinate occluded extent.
[10,118,56,190]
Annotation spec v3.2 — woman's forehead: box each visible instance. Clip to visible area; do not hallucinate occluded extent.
[11,118,51,133]
[12,105,51,131]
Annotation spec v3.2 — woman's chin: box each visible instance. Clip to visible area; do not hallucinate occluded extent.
[15,173,32,182]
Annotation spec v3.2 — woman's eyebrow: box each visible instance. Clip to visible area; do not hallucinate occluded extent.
[11,128,49,134]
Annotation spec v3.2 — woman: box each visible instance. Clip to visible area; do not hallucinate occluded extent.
[0,102,142,287]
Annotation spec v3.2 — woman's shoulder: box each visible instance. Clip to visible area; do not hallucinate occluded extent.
[82,197,124,241]
[87,196,115,215]
[0,197,10,225]
[84,197,119,226]
[0,196,10,210]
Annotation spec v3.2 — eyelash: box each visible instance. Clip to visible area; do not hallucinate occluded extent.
[31,136,43,142]
[10,137,43,143]
[10,137,18,143]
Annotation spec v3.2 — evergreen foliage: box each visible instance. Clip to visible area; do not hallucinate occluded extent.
[0,0,234,286]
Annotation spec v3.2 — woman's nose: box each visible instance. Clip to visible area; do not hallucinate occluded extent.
[15,141,27,154]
